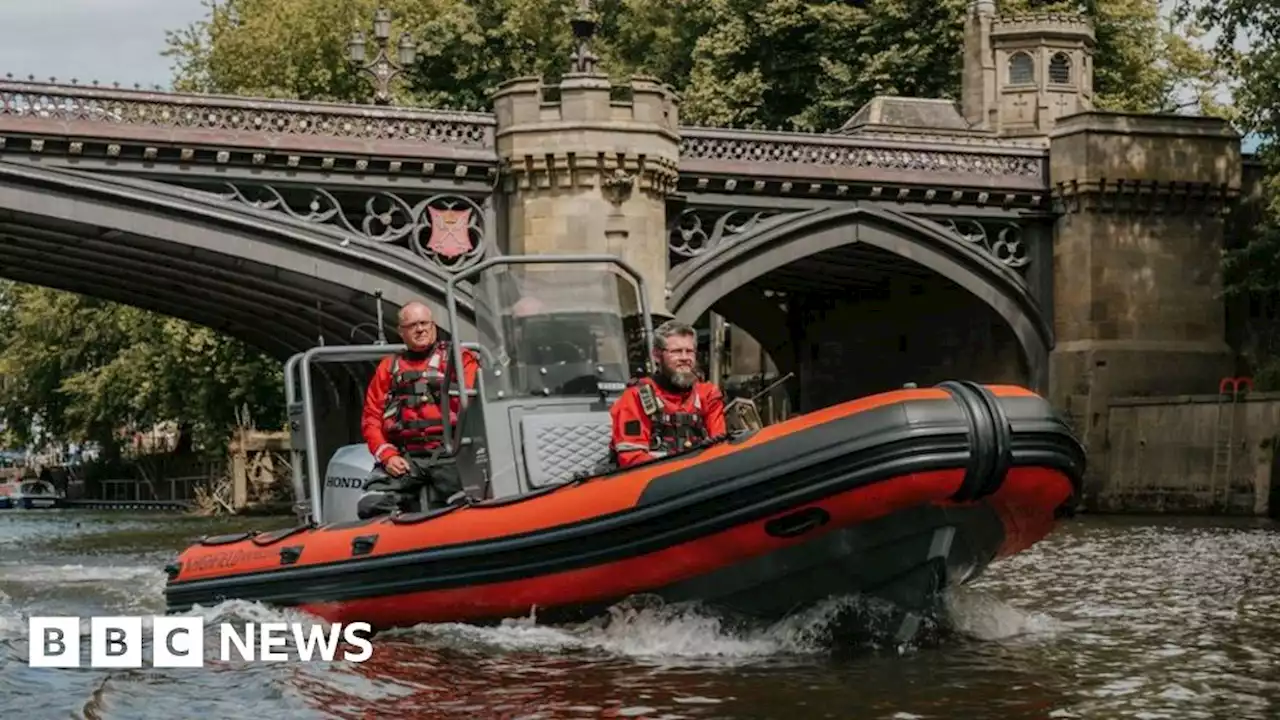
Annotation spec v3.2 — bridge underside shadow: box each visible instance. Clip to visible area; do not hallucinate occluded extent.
[721,243,1031,412]
[670,206,1049,413]
[0,160,476,474]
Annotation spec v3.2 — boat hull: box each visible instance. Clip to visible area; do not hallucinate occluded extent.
[163,382,1084,632]
[301,467,1068,636]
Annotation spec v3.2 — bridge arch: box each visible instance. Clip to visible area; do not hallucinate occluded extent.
[0,161,478,360]
[668,204,1052,392]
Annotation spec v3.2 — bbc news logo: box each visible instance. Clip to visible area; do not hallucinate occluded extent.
[28,616,374,668]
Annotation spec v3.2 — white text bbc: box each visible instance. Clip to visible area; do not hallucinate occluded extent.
[28,616,374,668]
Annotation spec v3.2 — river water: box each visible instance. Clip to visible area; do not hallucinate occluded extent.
[0,510,1276,720]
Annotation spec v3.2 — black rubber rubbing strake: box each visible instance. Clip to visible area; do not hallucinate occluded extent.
[936,381,998,502]
[958,381,1013,498]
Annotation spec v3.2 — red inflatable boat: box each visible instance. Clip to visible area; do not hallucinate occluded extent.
[162,255,1085,640]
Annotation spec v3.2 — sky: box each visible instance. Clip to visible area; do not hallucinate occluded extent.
[0,0,207,90]
[0,0,1262,151]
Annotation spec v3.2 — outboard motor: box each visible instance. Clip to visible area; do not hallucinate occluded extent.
[320,444,377,524]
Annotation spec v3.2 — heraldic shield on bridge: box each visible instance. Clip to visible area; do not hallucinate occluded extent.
[425,204,479,264]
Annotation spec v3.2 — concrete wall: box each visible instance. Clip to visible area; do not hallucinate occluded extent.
[1097,391,1280,516]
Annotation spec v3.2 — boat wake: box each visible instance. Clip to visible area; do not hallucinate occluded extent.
[0,559,1064,719]
[0,560,1061,662]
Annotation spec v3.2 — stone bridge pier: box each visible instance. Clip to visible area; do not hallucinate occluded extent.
[1047,113,1240,496]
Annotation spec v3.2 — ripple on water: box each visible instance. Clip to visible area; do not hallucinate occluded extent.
[0,513,1277,719]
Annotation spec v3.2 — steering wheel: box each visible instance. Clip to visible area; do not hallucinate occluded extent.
[560,374,601,395]
[539,341,586,364]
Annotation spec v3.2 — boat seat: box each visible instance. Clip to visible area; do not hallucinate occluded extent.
[520,410,614,488]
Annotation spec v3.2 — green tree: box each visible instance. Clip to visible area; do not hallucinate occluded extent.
[0,283,284,456]
[675,0,1233,130]
[164,0,1229,132]
[163,0,581,110]
[1172,0,1280,384]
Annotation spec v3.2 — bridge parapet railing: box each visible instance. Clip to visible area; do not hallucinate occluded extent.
[0,77,497,162]
[677,125,1049,192]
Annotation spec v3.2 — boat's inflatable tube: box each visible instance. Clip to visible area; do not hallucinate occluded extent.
[163,383,1084,625]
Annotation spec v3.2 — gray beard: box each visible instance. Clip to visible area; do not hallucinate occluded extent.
[666,369,697,390]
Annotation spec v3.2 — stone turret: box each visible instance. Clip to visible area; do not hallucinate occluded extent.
[961,0,998,128]
[962,0,1095,136]
[489,9,680,316]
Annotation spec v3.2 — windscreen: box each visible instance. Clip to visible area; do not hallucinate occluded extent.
[471,261,645,399]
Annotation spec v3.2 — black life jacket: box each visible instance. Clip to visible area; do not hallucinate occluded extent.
[382,343,454,451]
[636,377,710,454]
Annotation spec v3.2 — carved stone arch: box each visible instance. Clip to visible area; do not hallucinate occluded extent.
[667,204,1052,392]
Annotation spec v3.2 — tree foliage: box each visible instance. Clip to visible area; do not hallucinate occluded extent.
[164,0,1227,132]
[1169,1,1280,384]
[1176,1,1280,295]
[0,283,284,456]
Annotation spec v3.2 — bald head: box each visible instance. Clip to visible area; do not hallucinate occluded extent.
[398,302,432,325]
[397,301,437,351]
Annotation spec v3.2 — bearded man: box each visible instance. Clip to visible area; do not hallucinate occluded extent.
[608,319,727,468]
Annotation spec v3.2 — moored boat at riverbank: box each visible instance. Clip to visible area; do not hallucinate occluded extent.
[2,478,64,510]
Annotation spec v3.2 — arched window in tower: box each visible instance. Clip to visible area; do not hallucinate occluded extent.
[1049,52,1072,84]
[1009,52,1034,85]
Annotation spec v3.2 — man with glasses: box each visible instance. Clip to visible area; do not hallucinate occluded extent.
[357,301,480,518]
[609,319,727,469]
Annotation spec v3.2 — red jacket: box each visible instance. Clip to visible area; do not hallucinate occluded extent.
[609,377,726,468]
[361,343,480,463]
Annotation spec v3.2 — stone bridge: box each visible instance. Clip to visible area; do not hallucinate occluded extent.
[0,78,1056,382]
[0,3,1251,474]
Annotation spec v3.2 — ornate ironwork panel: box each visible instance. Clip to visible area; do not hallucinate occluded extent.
[939,217,1032,273]
[669,205,1035,280]
[204,181,489,274]
[668,207,802,266]
[680,135,1042,178]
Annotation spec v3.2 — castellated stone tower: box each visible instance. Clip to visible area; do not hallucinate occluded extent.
[962,0,1096,136]
[489,61,680,316]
